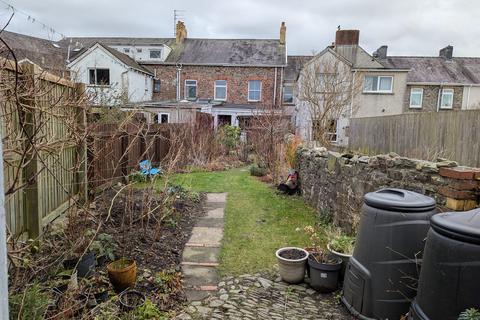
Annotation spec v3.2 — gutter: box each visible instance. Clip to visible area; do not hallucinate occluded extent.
[406,81,480,87]
[139,62,287,68]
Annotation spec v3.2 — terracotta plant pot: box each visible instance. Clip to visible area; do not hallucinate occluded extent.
[107,259,137,293]
[276,247,308,284]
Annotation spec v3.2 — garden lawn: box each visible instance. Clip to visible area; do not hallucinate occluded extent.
[163,168,325,276]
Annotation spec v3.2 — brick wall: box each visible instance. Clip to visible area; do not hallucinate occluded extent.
[296,147,480,233]
[403,85,463,112]
[151,65,283,107]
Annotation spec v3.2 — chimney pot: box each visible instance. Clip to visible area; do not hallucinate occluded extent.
[439,45,453,59]
[280,22,286,45]
[335,29,360,46]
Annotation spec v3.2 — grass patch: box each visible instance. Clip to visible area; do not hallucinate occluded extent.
[161,167,326,276]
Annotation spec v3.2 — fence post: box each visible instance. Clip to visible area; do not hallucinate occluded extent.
[0,127,10,320]
[75,83,88,203]
[21,62,41,239]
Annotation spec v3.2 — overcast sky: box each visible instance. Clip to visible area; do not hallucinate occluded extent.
[1,0,479,56]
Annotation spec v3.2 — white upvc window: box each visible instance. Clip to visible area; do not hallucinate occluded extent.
[149,49,162,59]
[214,80,227,101]
[440,88,454,109]
[363,75,393,93]
[409,88,423,108]
[157,113,169,124]
[185,80,197,100]
[283,84,293,103]
[248,80,262,101]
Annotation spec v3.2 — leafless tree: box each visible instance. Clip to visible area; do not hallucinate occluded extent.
[296,57,362,147]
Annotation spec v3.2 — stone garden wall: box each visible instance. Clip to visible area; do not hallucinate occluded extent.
[296,147,480,233]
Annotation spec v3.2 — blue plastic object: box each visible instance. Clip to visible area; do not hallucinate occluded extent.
[139,160,161,176]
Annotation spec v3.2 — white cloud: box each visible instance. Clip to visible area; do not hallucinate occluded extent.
[2,0,479,56]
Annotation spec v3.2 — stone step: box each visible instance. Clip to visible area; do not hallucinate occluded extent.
[182,246,220,263]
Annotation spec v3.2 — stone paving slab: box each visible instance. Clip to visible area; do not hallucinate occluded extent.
[206,193,228,203]
[182,246,221,263]
[182,266,220,287]
[204,207,225,219]
[187,227,223,246]
[195,217,224,228]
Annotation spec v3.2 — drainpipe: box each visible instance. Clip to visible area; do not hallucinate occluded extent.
[466,85,472,109]
[350,70,357,117]
[176,63,182,101]
[0,135,9,319]
[273,67,278,107]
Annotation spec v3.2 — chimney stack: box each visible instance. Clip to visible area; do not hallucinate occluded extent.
[335,29,360,46]
[176,21,187,44]
[374,45,388,59]
[439,45,453,60]
[280,22,286,45]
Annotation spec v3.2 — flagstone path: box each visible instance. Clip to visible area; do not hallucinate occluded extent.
[181,193,227,301]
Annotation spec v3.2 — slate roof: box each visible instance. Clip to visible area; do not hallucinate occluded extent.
[66,37,286,67]
[70,43,154,75]
[285,55,313,80]
[0,30,67,72]
[382,56,480,84]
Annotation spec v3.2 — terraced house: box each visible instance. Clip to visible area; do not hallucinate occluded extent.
[294,29,480,147]
[65,21,288,127]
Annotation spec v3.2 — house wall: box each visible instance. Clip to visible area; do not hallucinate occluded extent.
[462,86,480,110]
[353,71,408,118]
[143,107,198,124]
[110,45,171,62]
[403,85,463,112]
[69,46,153,105]
[151,65,283,108]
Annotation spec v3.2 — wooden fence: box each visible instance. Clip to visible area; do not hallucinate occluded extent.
[1,59,86,239]
[349,110,480,167]
[88,121,173,190]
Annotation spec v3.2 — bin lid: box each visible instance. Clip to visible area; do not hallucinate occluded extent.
[431,209,480,244]
[364,188,436,212]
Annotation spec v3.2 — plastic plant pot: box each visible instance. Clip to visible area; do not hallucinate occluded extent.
[327,243,352,281]
[276,247,308,284]
[119,290,146,311]
[77,251,97,278]
[308,254,342,293]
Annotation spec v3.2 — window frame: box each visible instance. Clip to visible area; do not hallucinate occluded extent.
[247,80,262,102]
[440,88,454,109]
[149,49,162,59]
[283,84,294,104]
[153,79,161,93]
[157,113,170,124]
[214,80,227,101]
[409,88,423,109]
[88,68,110,86]
[363,75,393,93]
[184,79,197,100]
[123,48,130,53]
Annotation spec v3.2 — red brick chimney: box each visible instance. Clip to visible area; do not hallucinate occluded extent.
[280,22,286,45]
[335,30,360,46]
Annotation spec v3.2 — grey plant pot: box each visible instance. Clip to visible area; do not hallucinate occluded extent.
[327,243,352,281]
[276,247,308,284]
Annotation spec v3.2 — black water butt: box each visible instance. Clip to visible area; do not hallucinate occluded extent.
[342,188,436,320]
[410,209,480,320]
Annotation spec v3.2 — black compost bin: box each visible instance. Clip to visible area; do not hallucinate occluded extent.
[342,188,436,320]
[410,208,480,320]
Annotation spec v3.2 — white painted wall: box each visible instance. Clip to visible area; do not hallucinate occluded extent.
[110,45,171,62]
[462,86,480,110]
[68,45,153,105]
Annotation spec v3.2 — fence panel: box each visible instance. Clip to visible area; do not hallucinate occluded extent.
[0,59,86,238]
[349,110,480,167]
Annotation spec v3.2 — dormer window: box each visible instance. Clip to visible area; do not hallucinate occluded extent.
[149,49,162,59]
